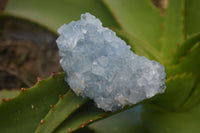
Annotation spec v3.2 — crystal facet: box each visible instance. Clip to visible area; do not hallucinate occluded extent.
[56,13,166,111]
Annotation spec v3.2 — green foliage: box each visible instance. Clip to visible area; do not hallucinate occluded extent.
[0,0,200,133]
[103,0,163,52]
[4,0,119,34]
[150,73,196,111]
[89,105,146,133]
[142,103,200,133]
[0,90,20,100]
[161,0,184,61]
[35,90,86,133]
[0,74,68,133]
[54,101,106,133]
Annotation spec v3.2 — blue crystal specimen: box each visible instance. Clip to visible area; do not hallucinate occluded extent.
[56,13,166,111]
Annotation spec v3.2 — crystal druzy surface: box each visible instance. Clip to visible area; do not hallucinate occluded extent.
[56,13,166,111]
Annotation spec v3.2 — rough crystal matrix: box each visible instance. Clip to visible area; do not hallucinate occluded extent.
[56,13,166,111]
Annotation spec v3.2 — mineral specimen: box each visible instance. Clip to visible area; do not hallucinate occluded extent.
[56,13,166,111]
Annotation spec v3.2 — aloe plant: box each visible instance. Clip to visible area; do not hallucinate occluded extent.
[0,0,200,133]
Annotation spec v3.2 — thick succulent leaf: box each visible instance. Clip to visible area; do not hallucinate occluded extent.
[0,73,68,133]
[54,101,107,133]
[142,102,200,133]
[35,90,86,133]
[73,127,95,133]
[89,105,146,133]
[115,29,161,61]
[0,75,145,133]
[162,0,200,62]
[169,43,200,77]
[150,73,196,111]
[164,44,200,110]
[178,43,200,77]
[1,0,200,132]
[184,0,200,36]
[53,100,147,133]
[172,33,200,64]
[103,0,163,52]
[181,81,200,110]
[174,44,200,110]
[0,90,20,100]
[4,0,120,33]
[161,0,184,61]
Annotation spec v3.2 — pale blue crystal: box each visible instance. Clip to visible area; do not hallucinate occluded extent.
[56,13,166,111]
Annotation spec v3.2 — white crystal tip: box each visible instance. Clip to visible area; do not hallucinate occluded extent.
[56,12,166,111]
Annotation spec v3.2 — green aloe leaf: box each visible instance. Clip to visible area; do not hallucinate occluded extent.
[181,81,200,110]
[165,42,200,111]
[89,105,146,133]
[53,100,145,133]
[142,102,200,133]
[35,89,86,133]
[0,73,68,133]
[161,0,200,63]
[150,73,196,111]
[4,0,120,34]
[169,42,200,77]
[161,0,184,61]
[0,90,20,100]
[172,33,200,64]
[115,29,161,61]
[178,43,200,77]
[54,101,107,133]
[103,0,163,52]
[184,0,200,36]
[1,0,200,132]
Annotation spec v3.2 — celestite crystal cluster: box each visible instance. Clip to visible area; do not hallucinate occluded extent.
[56,13,166,111]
